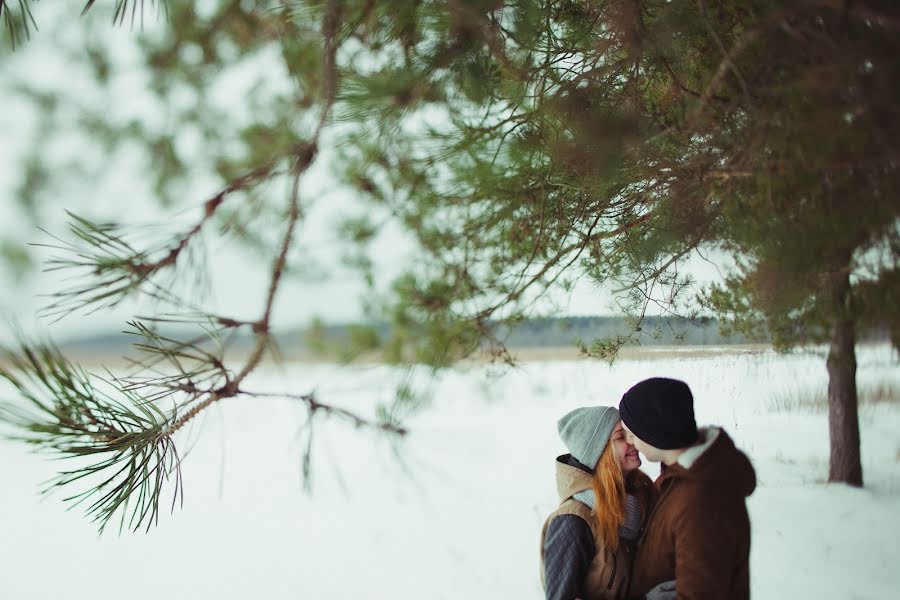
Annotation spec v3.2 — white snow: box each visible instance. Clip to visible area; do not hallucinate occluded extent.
[1,344,899,599]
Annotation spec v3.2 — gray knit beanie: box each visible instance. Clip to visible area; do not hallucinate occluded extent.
[557,406,620,470]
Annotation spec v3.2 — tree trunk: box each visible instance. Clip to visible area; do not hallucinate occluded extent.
[826,267,863,486]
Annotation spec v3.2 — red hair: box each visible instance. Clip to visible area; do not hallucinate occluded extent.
[590,440,627,553]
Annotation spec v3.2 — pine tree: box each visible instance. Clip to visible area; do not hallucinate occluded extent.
[1,0,897,534]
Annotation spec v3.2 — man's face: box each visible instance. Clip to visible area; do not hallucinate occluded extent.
[622,422,665,463]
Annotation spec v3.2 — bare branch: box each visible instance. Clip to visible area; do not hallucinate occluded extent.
[240,390,408,436]
[168,0,344,430]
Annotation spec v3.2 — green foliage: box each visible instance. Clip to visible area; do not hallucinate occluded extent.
[303,318,383,362]
[855,267,900,349]
[1,0,418,532]
[375,372,429,433]
[1,0,37,49]
[0,337,184,533]
[0,240,32,280]
[347,323,380,354]
[35,211,204,319]
[3,0,899,510]
[7,0,894,362]
[304,316,331,355]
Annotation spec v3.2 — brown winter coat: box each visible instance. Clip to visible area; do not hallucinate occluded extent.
[628,428,756,600]
[540,455,655,600]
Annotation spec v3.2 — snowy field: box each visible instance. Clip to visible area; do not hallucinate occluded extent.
[1,344,899,600]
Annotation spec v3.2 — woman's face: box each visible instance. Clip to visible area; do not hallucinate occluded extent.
[611,420,642,474]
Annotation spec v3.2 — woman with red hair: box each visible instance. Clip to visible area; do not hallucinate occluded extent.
[539,405,670,600]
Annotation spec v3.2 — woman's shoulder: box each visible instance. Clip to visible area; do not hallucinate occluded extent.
[551,497,595,523]
[542,501,597,555]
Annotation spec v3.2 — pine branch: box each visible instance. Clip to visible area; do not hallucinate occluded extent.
[240,390,407,436]
[0,339,183,533]
[0,316,407,531]
[1,0,37,49]
[36,163,278,321]
[116,319,232,403]
[35,212,187,320]
[0,1,367,533]
[3,1,169,48]
[475,210,656,321]
[211,0,342,395]
[82,1,168,26]
[241,375,413,491]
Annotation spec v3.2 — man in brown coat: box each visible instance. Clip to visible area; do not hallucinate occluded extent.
[619,378,756,600]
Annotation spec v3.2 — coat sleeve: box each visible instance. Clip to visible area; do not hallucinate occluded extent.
[672,491,738,600]
[543,514,595,600]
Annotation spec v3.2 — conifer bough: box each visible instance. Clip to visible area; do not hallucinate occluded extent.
[1,0,409,534]
[1,1,899,535]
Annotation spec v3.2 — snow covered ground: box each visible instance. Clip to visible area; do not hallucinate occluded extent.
[1,344,899,599]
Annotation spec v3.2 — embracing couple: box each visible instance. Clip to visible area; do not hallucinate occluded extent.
[540,377,756,600]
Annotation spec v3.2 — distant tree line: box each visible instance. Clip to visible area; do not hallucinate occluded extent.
[59,314,895,360]
[301,315,893,356]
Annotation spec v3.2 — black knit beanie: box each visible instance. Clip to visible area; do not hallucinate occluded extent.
[619,377,698,450]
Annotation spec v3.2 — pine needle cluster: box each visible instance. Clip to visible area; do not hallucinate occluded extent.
[1,0,411,533]
[0,339,183,533]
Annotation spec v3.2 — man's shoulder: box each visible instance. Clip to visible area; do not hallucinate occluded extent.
[664,471,749,500]
[657,476,704,510]
[657,473,736,518]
